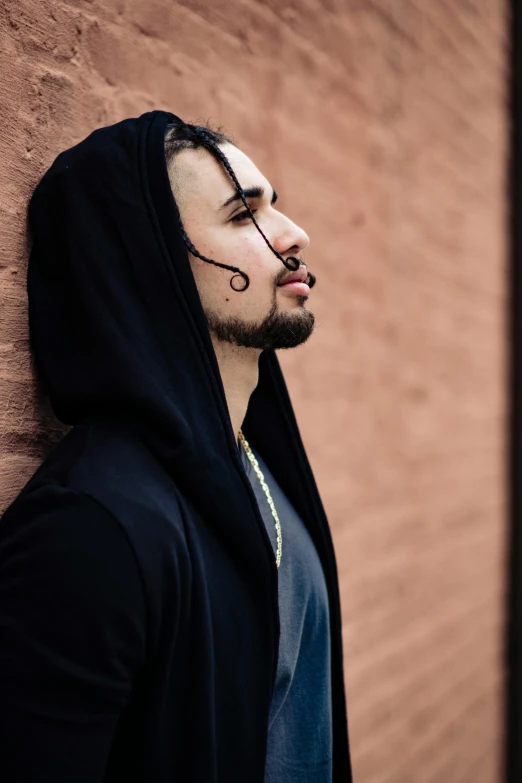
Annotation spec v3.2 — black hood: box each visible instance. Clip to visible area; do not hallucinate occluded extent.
[27,110,310,523]
[27,108,331,550]
[26,110,301,565]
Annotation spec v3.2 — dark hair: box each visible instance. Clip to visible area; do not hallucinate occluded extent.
[164,120,315,292]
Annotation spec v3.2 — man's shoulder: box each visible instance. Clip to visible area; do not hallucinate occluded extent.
[0,483,147,623]
[2,420,190,590]
[23,420,182,514]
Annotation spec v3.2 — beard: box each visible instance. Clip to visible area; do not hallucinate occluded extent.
[206,296,315,350]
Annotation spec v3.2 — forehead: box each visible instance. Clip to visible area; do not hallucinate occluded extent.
[169,143,270,210]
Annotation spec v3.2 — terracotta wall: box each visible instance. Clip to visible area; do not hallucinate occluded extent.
[0,1,509,780]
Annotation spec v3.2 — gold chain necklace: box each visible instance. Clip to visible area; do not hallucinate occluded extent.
[238,430,282,568]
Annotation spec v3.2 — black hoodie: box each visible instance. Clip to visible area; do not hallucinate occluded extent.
[0,110,352,782]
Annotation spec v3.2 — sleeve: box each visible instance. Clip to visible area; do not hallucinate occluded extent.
[0,487,147,782]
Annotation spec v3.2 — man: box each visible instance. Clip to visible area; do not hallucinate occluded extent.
[0,111,352,782]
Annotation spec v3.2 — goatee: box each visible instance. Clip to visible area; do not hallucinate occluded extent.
[206,298,315,351]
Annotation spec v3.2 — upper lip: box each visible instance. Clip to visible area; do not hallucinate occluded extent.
[278,266,308,286]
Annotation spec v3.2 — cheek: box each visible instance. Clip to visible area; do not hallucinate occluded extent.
[187,227,280,313]
[232,233,282,281]
[186,214,277,276]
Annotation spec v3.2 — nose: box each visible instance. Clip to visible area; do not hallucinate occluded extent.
[272,214,310,259]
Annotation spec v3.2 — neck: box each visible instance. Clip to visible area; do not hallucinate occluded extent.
[210,335,261,442]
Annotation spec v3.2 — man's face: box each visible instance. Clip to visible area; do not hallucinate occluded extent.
[169,143,314,350]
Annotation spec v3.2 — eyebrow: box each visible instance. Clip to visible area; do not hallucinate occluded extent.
[220,186,278,210]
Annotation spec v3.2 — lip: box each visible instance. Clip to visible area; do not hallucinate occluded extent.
[278,281,310,297]
[278,267,308,286]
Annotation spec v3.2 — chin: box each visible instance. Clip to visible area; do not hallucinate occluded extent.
[282,295,310,310]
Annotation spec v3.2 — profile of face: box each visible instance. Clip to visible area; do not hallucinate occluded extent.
[169,143,315,351]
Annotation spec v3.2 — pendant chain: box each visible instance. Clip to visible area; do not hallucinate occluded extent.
[238,430,282,569]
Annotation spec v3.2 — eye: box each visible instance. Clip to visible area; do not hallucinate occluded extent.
[230,208,257,223]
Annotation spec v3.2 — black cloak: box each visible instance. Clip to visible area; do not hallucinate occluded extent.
[0,110,352,782]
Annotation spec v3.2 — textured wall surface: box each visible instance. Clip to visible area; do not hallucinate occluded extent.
[0,1,509,781]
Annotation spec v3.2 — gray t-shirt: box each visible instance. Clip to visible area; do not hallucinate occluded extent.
[240,443,332,783]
